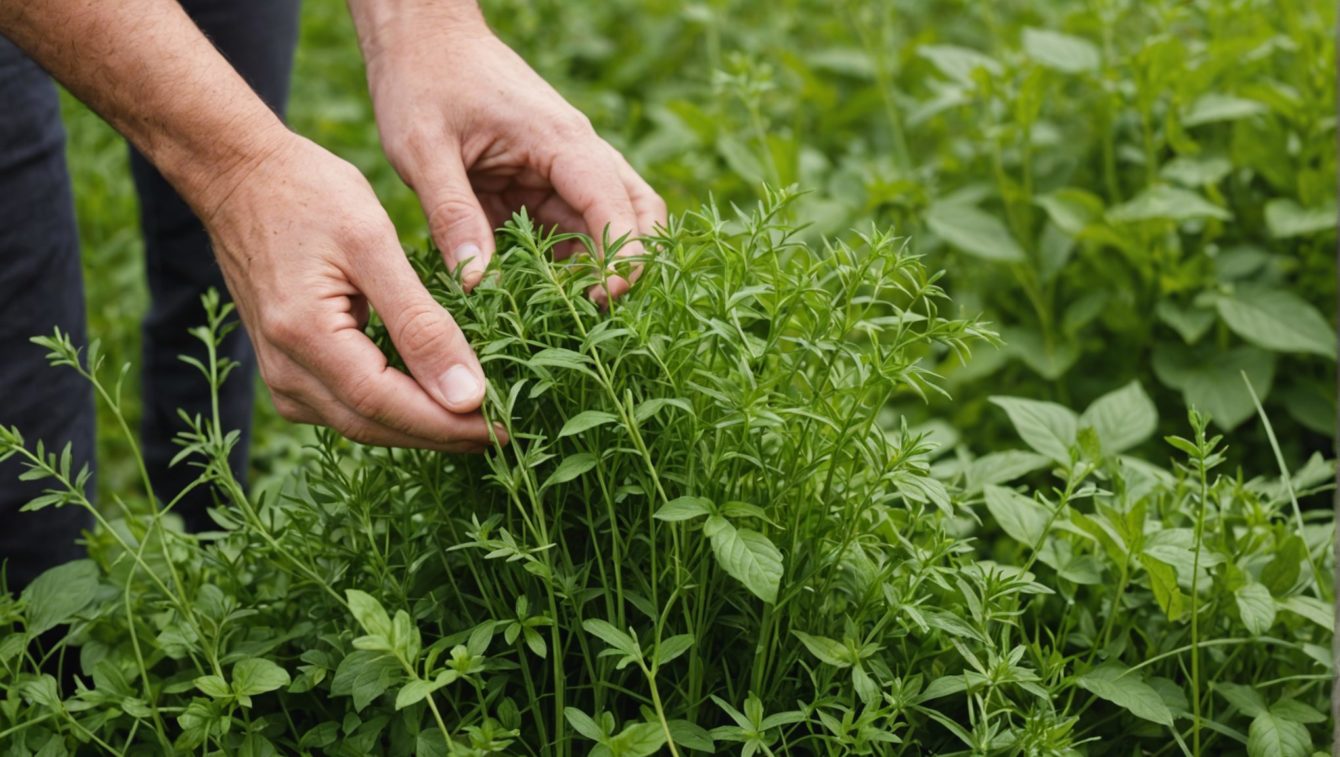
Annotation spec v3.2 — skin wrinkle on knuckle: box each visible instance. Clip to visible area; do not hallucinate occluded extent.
[393,304,453,358]
[425,194,482,240]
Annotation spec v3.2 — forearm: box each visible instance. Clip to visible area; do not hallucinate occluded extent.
[0,0,288,218]
[345,0,487,62]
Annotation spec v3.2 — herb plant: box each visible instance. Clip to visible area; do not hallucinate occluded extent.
[1,193,1331,755]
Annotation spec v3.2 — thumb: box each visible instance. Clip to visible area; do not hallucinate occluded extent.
[416,155,496,291]
[355,246,486,413]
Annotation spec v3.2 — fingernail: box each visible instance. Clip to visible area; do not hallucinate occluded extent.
[439,364,483,408]
[454,244,483,287]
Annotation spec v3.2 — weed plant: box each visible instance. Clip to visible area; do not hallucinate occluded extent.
[0,193,1332,755]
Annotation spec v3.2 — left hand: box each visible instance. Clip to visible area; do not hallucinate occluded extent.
[359,11,665,304]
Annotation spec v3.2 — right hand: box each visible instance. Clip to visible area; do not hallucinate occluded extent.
[197,132,501,452]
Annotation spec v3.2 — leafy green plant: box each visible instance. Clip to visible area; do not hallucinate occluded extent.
[1,195,1331,755]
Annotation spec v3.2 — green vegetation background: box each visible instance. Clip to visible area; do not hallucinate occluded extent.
[62,2,1335,504]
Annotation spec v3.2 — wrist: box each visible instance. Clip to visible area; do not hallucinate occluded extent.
[347,0,489,65]
[164,110,295,224]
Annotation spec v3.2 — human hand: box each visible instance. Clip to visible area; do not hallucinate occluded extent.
[356,11,665,303]
[197,132,501,451]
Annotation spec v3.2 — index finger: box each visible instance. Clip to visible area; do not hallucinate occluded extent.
[548,143,645,303]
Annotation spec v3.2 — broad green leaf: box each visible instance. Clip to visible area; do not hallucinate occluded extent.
[194,675,230,699]
[653,496,713,522]
[330,650,400,712]
[1216,681,1267,717]
[1247,711,1312,757]
[1074,664,1173,726]
[612,721,667,757]
[1152,346,1276,430]
[1236,583,1277,636]
[667,719,715,751]
[1107,185,1230,223]
[926,203,1026,262]
[21,559,98,635]
[707,517,783,604]
[1156,301,1216,344]
[1022,27,1100,73]
[917,44,1002,85]
[557,410,618,438]
[1035,189,1103,236]
[1080,380,1158,453]
[1264,199,1335,239]
[345,590,393,639]
[792,631,850,667]
[1270,699,1326,724]
[1161,155,1233,187]
[983,485,1050,546]
[543,453,598,488]
[989,396,1078,463]
[964,451,1052,492]
[232,658,291,697]
[1215,288,1336,359]
[1183,93,1268,127]
[1277,595,1333,632]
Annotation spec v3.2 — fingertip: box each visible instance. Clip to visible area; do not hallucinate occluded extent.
[436,363,486,413]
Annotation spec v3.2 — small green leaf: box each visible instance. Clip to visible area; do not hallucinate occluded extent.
[652,634,695,667]
[544,453,598,488]
[793,631,850,668]
[1139,553,1185,621]
[653,496,713,522]
[557,410,618,438]
[564,707,608,742]
[1107,185,1230,223]
[345,590,393,639]
[1022,27,1100,73]
[232,658,291,697]
[395,679,439,710]
[582,619,642,659]
[1235,583,1277,636]
[193,675,230,699]
[918,44,1002,85]
[1183,93,1268,127]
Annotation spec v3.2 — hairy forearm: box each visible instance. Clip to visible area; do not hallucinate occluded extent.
[0,0,288,218]
[345,0,487,62]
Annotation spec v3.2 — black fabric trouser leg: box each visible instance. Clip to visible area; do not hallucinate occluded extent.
[0,0,300,589]
[133,0,299,534]
[0,37,95,592]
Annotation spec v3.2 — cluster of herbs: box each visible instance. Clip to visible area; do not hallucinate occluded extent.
[1,193,1332,755]
[485,0,1337,461]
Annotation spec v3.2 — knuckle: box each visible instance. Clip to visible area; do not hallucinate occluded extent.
[257,309,303,347]
[425,194,482,241]
[394,304,457,358]
[552,113,593,141]
[340,371,385,421]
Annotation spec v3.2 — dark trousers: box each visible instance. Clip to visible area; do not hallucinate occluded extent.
[0,0,300,590]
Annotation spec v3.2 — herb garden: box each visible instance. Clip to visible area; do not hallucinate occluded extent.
[1,0,1335,755]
